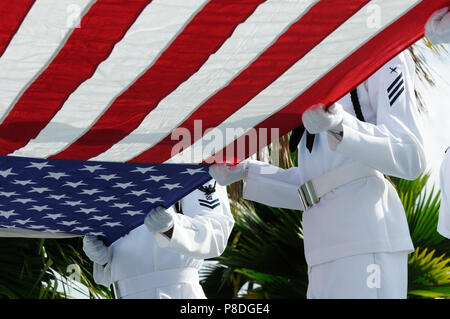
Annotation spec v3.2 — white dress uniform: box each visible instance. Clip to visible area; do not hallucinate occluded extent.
[242,51,426,298]
[438,151,450,239]
[92,180,234,299]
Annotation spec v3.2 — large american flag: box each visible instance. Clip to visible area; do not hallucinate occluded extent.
[0,0,447,242]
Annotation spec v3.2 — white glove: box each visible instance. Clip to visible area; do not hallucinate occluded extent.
[82,235,110,265]
[144,206,174,233]
[425,7,450,44]
[302,103,343,134]
[209,161,249,186]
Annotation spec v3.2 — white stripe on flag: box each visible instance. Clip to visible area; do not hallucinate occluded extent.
[165,0,420,164]
[0,0,94,123]
[91,0,318,162]
[12,0,209,159]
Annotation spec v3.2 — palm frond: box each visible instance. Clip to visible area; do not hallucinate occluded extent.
[393,174,450,254]
[0,237,112,299]
[408,247,450,299]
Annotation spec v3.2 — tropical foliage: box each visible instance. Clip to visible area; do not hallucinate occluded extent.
[200,173,450,299]
[0,237,111,299]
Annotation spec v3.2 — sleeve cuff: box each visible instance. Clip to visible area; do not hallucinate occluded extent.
[153,213,196,251]
[333,112,364,154]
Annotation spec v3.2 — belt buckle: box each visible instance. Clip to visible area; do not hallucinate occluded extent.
[298,180,319,210]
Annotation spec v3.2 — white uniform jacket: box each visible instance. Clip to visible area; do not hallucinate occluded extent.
[92,180,234,299]
[243,52,426,266]
[438,151,450,239]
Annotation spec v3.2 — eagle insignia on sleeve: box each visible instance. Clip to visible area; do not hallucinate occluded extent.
[198,182,219,209]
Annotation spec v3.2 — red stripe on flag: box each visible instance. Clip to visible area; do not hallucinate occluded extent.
[0,0,152,155]
[208,0,449,164]
[0,0,35,58]
[131,0,371,163]
[52,0,266,161]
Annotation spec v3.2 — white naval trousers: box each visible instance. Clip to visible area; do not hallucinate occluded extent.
[306,251,409,299]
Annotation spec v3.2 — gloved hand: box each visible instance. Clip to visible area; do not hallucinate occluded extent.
[83,235,110,265]
[302,103,343,134]
[425,7,450,45]
[209,160,249,186]
[144,206,174,233]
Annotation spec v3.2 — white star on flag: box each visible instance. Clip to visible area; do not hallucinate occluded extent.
[102,222,123,228]
[43,213,66,220]
[63,181,88,188]
[79,165,105,173]
[79,189,103,195]
[161,183,182,190]
[89,215,112,221]
[131,167,157,174]
[145,175,169,182]
[62,200,85,207]
[180,168,205,175]
[13,218,33,225]
[0,191,18,197]
[12,198,37,204]
[76,208,100,214]
[95,174,120,181]
[126,189,150,197]
[95,196,117,202]
[28,205,52,212]
[88,232,105,237]
[0,168,18,178]
[122,210,144,216]
[44,172,70,180]
[0,210,18,219]
[28,187,52,194]
[47,194,70,200]
[12,180,36,186]
[110,202,133,209]
[113,182,137,189]
[26,162,53,170]
[142,197,164,204]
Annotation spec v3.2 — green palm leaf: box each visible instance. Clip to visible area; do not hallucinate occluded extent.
[408,248,450,298]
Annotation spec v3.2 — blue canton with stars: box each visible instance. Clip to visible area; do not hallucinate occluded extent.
[0,156,211,245]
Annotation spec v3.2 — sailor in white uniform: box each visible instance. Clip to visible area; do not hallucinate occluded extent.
[426,8,450,239]
[210,51,426,299]
[83,180,234,299]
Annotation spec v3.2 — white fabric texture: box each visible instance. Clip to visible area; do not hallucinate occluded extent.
[144,206,174,234]
[425,7,450,45]
[306,251,409,299]
[243,51,424,267]
[438,151,450,239]
[92,180,234,299]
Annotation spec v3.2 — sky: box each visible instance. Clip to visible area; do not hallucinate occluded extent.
[415,42,450,191]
